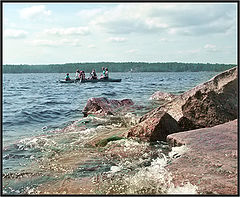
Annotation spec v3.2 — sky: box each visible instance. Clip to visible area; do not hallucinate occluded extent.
[2,2,238,65]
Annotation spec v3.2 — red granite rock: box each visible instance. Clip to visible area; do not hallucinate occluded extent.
[166,119,238,195]
[82,97,134,117]
[127,111,180,142]
[142,67,238,131]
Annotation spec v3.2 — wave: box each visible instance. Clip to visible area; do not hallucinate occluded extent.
[5,109,73,126]
[19,110,60,123]
[42,100,69,105]
[102,92,117,96]
[94,141,197,195]
[3,153,31,160]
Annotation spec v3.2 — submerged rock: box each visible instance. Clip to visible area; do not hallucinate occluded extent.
[127,111,180,142]
[150,91,177,102]
[166,119,238,195]
[142,67,238,130]
[82,97,134,117]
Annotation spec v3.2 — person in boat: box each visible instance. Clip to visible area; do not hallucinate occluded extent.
[104,67,109,79]
[79,70,86,81]
[75,69,80,80]
[78,70,82,79]
[65,73,71,81]
[100,67,105,79]
[90,69,98,80]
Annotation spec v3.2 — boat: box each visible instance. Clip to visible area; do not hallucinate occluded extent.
[80,78,121,83]
[58,78,121,83]
[59,79,76,83]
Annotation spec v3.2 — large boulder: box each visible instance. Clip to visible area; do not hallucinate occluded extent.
[166,119,238,195]
[142,67,238,130]
[82,97,134,117]
[127,111,180,142]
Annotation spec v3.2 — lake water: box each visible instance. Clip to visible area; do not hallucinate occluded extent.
[2,71,220,194]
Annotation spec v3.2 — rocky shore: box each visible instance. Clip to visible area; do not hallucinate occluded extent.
[4,67,237,195]
[81,66,238,195]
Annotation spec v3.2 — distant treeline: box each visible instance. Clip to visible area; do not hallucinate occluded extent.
[3,62,236,73]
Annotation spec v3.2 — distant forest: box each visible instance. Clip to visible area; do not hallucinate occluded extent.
[3,62,236,73]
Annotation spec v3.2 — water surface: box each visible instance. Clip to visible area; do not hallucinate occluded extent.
[2,71,219,194]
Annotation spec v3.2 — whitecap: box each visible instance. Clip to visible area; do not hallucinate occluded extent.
[167,182,198,194]
[169,145,188,159]
[110,166,121,173]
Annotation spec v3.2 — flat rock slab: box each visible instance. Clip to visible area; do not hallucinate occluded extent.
[166,119,238,195]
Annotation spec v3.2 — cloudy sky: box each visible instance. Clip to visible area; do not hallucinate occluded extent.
[3,2,237,65]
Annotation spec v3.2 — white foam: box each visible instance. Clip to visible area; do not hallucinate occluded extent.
[167,182,198,194]
[123,156,171,194]
[104,142,197,194]
[19,136,57,150]
[121,153,198,194]
[110,166,121,173]
[169,145,188,159]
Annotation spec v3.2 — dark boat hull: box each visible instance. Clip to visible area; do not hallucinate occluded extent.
[59,80,76,83]
[59,78,121,83]
[80,78,121,83]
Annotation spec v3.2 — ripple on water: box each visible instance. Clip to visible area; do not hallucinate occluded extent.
[102,92,117,96]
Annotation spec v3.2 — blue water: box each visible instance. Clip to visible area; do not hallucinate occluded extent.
[2,72,219,184]
[3,72,220,143]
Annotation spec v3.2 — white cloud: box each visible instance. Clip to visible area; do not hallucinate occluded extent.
[108,37,127,42]
[90,3,236,36]
[189,49,201,54]
[44,27,90,36]
[91,4,169,34]
[178,48,201,54]
[179,45,219,55]
[88,44,96,48]
[3,18,17,28]
[168,28,177,35]
[126,49,138,53]
[204,44,218,52]
[4,29,28,39]
[204,44,216,49]
[77,8,102,19]
[144,18,168,29]
[159,38,167,42]
[19,5,51,20]
[31,38,81,47]
[159,38,174,42]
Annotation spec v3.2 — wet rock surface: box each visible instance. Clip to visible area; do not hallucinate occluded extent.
[127,111,180,142]
[143,67,238,131]
[82,97,135,117]
[166,119,238,195]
